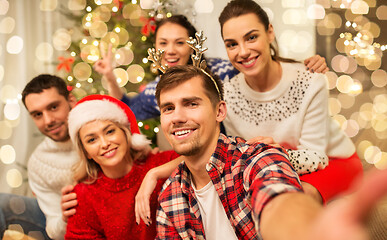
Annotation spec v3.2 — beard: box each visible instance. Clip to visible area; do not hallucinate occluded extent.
[172,138,201,156]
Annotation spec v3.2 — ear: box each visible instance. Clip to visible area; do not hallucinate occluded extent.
[216,101,227,123]
[267,24,275,44]
[68,92,77,108]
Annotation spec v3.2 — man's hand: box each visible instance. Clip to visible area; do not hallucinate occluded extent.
[61,185,77,222]
[309,168,387,240]
[301,181,323,204]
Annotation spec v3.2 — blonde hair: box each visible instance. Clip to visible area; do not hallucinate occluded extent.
[72,121,135,184]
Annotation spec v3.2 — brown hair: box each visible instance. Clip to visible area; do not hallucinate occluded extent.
[155,65,223,108]
[219,0,297,63]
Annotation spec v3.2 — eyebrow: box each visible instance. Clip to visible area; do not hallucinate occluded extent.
[83,123,113,139]
[223,29,259,42]
[29,100,61,115]
[159,96,202,110]
[157,37,187,42]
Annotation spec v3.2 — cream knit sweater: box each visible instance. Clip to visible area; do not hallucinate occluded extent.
[28,137,78,240]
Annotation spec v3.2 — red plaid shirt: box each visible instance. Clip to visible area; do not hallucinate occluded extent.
[156,134,302,240]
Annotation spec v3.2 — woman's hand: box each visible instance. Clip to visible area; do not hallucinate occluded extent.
[135,170,158,226]
[246,136,281,148]
[94,43,115,77]
[61,185,77,222]
[94,43,124,99]
[304,55,329,74]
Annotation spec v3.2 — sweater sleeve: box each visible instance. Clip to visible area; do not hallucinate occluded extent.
[120,76,160,120]
[207,57,239,81]
[28,159,67,240]
[286,73,330,175]
[65,185,104,240]
[245,145,302,233]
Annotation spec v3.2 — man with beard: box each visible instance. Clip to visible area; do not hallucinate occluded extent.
[1,74,77,239]
[155,65,387,240]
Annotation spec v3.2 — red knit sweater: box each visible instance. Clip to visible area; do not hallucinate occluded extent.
[65,151,179,240]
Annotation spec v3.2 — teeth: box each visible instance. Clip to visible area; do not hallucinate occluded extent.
[175,130,191,136]
[167,59,178,63]
[104,149,115,156]
[242,58,256,66]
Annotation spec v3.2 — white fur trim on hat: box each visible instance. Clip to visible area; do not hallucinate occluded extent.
[68,99,129,143]
[131,133,152,151]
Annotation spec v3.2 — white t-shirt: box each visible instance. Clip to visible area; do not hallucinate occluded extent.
[192,181,238,240]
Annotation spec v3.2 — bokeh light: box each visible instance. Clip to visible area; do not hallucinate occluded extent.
[6,36,23,54]
[127,64,145,83]
[307,4,325,19]
[342,119,359,137]
[325,71,338,89]
[282,9,307,25]
[115,47,134,66]
[73,62,92,81]
[40,0,58,11]
[336,75,354,93]
[0,145,16,164]
[89,21,108,38]
[6,169,23,188]
[68,0,86,11]
[364,145,381,164]
[113,68,129,87]
[194,0,214,13]
[0,85,17,103]
[4,101,20,121]
[0,121,12,140]
[376,5,387,20]
[35,42,54,61]
[0,0,9,15]
[337,93,355,109]
[53,28,72,51]
[350,0,369,15]
[0,65,4,82]
[0,17,15,34]
[371,69,387,88]
[115,27,130,45]
[329,97,341,115]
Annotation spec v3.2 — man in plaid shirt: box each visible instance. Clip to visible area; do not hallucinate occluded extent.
[154,65,387,240]
[155,65,307,239]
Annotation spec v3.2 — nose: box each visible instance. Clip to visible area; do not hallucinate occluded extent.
[43,112,55,126]
[164,43,176,55]
[100,136,111,149]
[171,106,187,125]
[239,43,250,58]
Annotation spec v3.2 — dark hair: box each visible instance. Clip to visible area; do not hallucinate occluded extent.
[155,15,197,40]
[22,74,69,107]
[219,0,297,63]
[156,65,224,108]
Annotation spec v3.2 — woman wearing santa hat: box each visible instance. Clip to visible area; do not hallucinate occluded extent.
[64,94,179,240]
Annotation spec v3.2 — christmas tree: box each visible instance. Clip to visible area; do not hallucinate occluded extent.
[56,0,177,145]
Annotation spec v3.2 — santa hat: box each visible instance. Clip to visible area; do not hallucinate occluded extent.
[68,94,150,150]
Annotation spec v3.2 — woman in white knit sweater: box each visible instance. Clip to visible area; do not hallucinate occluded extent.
[218,0,363,203]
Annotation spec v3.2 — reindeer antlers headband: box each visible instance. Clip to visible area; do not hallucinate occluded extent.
[147,31,221,100]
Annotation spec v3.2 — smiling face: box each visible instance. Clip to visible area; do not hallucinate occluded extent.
[155,22,192,67]
[222,13,275,82]
[79,119,131,178]
[159,76,226,158]
[25,87,74,142]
